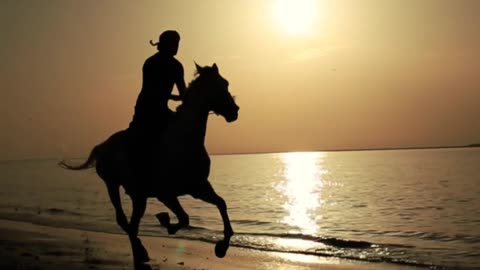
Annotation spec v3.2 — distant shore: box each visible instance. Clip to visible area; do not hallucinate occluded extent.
[1,144,478,161]
[215,143,480,156]
[0,219,421,270]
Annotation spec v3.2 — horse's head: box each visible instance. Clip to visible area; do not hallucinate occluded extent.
[192,63,239,122]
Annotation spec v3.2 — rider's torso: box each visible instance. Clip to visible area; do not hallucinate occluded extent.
[132,53,182,128]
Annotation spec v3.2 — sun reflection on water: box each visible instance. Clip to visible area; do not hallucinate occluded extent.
[276,152,327,235]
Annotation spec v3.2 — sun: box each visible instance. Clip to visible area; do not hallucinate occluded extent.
[273,0,317,35]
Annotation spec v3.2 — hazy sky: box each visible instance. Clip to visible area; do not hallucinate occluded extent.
[2,0,479,160]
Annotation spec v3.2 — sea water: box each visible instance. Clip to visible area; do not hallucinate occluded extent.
[1,148,479,269]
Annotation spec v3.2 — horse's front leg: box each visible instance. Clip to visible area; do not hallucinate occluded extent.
[156,196,190,235]
[195,183,234,258]
[128,196,150,268]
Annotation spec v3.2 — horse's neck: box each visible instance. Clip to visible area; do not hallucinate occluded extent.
[171,105,209,148]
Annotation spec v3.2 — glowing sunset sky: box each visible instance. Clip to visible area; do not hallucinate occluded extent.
[2,0,480,160]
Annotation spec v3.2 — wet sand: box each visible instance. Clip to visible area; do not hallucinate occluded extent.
[0,219,421,270]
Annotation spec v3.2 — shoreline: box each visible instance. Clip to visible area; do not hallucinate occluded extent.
[0,219,424,270]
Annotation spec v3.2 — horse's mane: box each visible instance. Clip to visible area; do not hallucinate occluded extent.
[175,70,203,113]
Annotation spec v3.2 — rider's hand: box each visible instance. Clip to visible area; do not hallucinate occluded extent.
[169,95,182,101]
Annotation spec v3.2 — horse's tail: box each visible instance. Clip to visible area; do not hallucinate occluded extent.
[58,145,100,170]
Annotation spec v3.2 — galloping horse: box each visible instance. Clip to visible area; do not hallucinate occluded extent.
[60,63,239,269]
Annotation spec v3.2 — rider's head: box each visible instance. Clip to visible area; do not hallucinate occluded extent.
[150,30,180,56]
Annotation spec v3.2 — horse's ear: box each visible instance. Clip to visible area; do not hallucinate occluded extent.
[194,61,203,73]
[212,63,218,73]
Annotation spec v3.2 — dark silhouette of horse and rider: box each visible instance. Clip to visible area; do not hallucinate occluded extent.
[60,30,240,270]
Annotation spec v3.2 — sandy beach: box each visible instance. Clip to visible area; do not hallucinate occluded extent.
[0,219,424,270]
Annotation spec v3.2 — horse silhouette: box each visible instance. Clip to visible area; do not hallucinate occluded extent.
[59,63,239,269]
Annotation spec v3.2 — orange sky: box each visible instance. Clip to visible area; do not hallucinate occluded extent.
[2,0,480,160]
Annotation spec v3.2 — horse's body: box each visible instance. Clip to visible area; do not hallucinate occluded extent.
[60,64,239,269]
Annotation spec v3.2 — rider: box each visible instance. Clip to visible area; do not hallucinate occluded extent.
[128,30,186,187]
[130,30,186,132]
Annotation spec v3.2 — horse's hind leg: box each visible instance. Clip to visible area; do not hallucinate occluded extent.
[128,196,150,267]
[194,182,233,258]
[106,182,149,268]
[156,197,189,235]
[129,196,147,236]
[106,182,129,232]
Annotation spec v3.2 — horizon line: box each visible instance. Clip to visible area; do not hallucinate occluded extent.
[213,143,480,156]
[1,143,479,162]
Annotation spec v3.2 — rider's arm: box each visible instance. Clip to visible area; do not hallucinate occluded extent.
[169,63,186,101]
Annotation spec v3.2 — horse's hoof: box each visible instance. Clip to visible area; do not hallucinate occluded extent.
[167,226,177,235]
[134,262,152,270]
[214,239,230,258]
[136,247,150,263]
[156,212,170,227]
[133,238,150,263]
